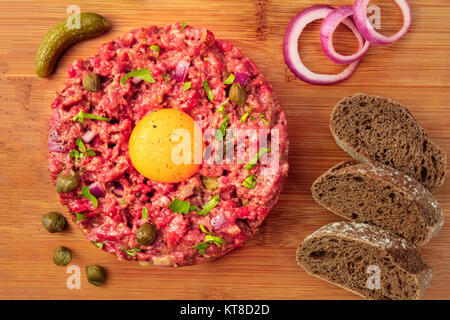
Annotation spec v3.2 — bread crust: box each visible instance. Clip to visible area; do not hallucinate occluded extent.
[330,94,447,193]
[296,221,432,300]
[311,160,444,246]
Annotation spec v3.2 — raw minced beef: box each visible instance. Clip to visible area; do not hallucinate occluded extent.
[48,23,289,266]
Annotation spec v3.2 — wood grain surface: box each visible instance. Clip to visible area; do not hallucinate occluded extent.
[0,0,449,300]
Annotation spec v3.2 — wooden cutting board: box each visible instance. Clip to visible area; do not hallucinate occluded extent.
[0,0,449,300]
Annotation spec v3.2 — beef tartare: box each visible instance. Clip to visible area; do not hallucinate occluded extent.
[48,23,289,266]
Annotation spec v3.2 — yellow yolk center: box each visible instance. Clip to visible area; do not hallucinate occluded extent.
[129,109,203,183]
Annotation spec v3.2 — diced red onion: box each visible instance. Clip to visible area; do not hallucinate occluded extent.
[49,129,66,153]
[81,130,96,143]
[132,76,142,84]
[112,184,124,197]
[320,6,370,64]
[88,182,105,198]
[283,5,363,85]
[234,72,249,86]
[211,214,229,232]
[174,60,190,82]
[353,0,411,45]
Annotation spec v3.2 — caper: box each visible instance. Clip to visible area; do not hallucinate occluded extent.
[56,170,80,193]
[135,222,157,245]
[86,265,106,287]
[82,73,102,92]
[53,246,72,266]
[201,176,219,191]
[42,212,66,233]
[228,83,247,106]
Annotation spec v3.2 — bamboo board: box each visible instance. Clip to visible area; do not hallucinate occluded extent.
[0,0,449,300]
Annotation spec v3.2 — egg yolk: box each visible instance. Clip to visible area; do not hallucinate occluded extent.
[129,109,204,183]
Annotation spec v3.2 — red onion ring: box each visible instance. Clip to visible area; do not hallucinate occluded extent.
[88,182,105,198]
[49,129,66,153]
[81,130,96,143]
[283,5,363,85]
[174,60,190,82]
[112,183,124,197]
[234,72,249,86]
[320,6,370,64]
[353,0,411,45]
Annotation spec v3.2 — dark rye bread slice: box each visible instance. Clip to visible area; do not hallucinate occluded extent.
[311,161,444,246]
[296,221,432,300]
[330,94,447,193]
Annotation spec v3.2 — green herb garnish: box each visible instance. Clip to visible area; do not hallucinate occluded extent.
[197,195,220,216]
[70,212,85,222]
[242,174,257,189]
[180,22,187,31]
[120,68,155,85]
[92,241,103,250]
[183,81,191,92]
[121,247,141,257]
[142,207,148,220]
[224,73,235,85]
[150,44,160,57]
[73,110,111,123]
[162,74,169,83]
[193,242,210,254]
[122,200,128,205]
[202,80,214,102]
[193,223,226,254]
[75,138,86,153]
[168,198,196,214]
[240,112,250,123]
[78,185,98,209]
[215,103,229,141]
[260,114,270,125]
[70,138,96,162]
[244,147,271,170]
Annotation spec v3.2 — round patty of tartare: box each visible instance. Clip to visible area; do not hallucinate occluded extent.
[48,23,289,266]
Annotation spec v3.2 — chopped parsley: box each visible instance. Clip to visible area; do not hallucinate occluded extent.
[122,200,128,205]
[193,224,226,254]
[244,147,271,170]
[73,110,111,123]
[215,103,230,141]
[150,44,160,57]
[70,212,85,222]
[242,174,257,189]
[168,198,197,214]
[197,195,220,216]
[260,114,270,125]
[193,242,210,254]
[121,247,141,257]
[142,207,148,220]
[183,81,192,92]
[162,74,169,83]
[92,241,103,250]
[120,68,155,85]
[69,138,96,162]
[240,112,250,123]
[78,185,98,209]
[168,196,220,216]
[202,80,214,101]
[223,73,235,85]
[180,21,187,31]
